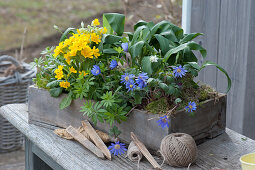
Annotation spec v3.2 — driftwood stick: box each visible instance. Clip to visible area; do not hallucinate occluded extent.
[82,121,111,160]
[131,132,161,170]
[66,125,105,159]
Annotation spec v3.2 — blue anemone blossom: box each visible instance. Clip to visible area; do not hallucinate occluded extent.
[110,60,118,69]
[173,65,187,78]
[185,101,197,112]
[136,72,149,89]
[91,65,101,76]
[126,80,136,92]
[121,43,128,52]
[108,141,127,156]
[121,73,135,84]
[157,115,170,129]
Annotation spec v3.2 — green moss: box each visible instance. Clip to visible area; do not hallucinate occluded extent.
[145,97,170,114]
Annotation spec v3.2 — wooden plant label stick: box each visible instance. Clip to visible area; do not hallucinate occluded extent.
[82,121,111,160]
[131,132,161,170]
[66,126,105,159]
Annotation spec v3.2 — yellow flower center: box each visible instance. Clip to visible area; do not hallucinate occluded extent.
[96,70,99,74]
[189,105,193,109]
[162,118,167,123]
[114,144,120,150]
[177,68,181,73]
[130,84,133,88]
[125,76,129,81]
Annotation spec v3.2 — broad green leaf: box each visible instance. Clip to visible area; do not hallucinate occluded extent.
[59,92,72,110]
[102,34,122,44]
[134,20,148,30]
[154,34,170,55]
[60,28,75,42]
[49,87,62,97]
[103,13,125,36]
[201,61,231,93]
[180,33,203,44]
[164,41,206,64]
[131,25,147,45]
[141,56,153,75]
[46,80,60,88]
[103,48,118,54]
[183,48,198,62]
[129,41,145,60]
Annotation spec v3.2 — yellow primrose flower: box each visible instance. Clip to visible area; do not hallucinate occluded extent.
[79,71,88,76]
[100,27,108,34]
[58,65,64,70]
[55,71,64,80]
[81,45,93,58]
[69,66,77,73]
[91,18,100,26]
[59,81,70,89]
[92,46,100,58]
[91,33,101,44]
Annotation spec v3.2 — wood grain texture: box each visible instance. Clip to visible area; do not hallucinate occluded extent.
[130,132,161,169]
[28,86,227,151]
[2,104,255,169]
[82,120,111,160]
[189,0,255,140]
[66,125,105,159]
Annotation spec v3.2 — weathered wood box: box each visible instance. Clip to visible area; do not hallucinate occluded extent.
[28,85,226,151]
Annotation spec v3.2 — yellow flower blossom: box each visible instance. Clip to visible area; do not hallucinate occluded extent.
[59,81,70,89]
[91,33,101,44]
[58,65,64,70]
[69,66,77,73]
[81,45,93,58]
[91,18,100,26]
[92,46,100,58]
[100,27,108,34]
[79,71,88,76]
[64,53,71,64]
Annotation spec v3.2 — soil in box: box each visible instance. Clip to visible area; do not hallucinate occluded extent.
[28,85,226,151]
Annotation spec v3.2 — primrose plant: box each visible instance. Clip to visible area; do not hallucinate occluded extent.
[34,13,231,146]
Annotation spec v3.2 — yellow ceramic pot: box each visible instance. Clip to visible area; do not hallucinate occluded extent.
[240,153,255,170]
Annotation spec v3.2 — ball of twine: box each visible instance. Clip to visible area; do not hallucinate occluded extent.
[160,133,197,167]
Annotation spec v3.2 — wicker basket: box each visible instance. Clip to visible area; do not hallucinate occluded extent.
[0,55,36,153]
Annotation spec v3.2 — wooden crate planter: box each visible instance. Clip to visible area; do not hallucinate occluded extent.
[28,85,226,151]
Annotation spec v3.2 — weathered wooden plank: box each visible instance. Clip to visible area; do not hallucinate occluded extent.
[131,132,161,169]
[28,86,227,151]
[66,125,105,159]
[2,104,255,169]
[82,121,111,160]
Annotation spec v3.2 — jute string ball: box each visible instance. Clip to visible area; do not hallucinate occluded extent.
[160,133,197,167]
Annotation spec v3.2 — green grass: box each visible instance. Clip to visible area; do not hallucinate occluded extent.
[0,0,121,51]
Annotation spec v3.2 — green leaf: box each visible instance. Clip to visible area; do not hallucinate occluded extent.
[129,41,145,60]
[46,80,60,88]
[102,34,122,44]
[154,34,170,55]
[103,48,118,54]
[103,13,125,36]
[59,92,72,110]
[180,33,203,44]
[164,41,206,64]
[49,87,62,97]
[159,83,169,92]
[109,126,121,137]
[201,61,231,93]
[141,56,153,75]
[60,28,75,42]
[134,20,148,30]
[134,93,142,104]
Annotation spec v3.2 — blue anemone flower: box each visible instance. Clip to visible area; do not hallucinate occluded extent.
[121,73,135,84]
[173,65,187,78]
[108,141,127,156]
[121,42,128,52]
[110,60,118,69]
[91,65,101,76]
[126,80,136,92]
[185,101,197,112]
[157,115,170,129]
[136,72,149,89]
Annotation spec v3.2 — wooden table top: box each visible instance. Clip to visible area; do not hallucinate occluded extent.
[1,104,254,170]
